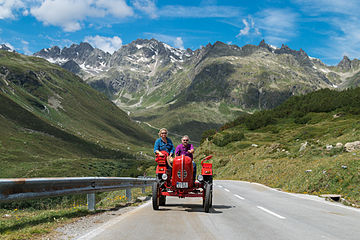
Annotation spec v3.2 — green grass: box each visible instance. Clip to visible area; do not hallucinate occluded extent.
[0,188,152,240]
[195,112,360,206]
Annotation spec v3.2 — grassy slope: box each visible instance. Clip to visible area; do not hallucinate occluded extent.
[0,51,154,178]
[196,89,360,206]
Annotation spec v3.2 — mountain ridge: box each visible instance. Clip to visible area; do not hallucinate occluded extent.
[32,39,360,141]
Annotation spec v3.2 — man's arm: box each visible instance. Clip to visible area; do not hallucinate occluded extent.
[175,145,180,156]
[188,144,194,154]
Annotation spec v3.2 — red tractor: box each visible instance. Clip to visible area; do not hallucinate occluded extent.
[152,151,213,212]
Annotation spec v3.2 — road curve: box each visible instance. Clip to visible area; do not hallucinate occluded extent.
[77,180,360,240]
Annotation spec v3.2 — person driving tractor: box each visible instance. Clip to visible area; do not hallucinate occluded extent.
[175,135,196,180]
[154,128,175,168]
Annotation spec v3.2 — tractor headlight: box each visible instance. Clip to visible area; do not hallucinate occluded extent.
[197,174,204,182]
[162,173,168,181]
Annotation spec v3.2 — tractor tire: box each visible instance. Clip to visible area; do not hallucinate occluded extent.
[152,182,160,210]
[204,183,212,213]
[209,184,213,208]
[159,195,166,206]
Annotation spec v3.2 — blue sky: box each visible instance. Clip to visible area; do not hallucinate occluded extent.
[1,0,360,65]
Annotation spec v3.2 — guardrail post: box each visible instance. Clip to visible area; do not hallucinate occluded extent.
[126,188,132,201]
[142,187,145,194]
[87,193,96,211]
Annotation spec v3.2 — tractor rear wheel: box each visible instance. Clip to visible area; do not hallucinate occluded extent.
[152,182,160,210]
[204,183,212,213]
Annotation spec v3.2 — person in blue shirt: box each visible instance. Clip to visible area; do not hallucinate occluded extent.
[154,128,175,157]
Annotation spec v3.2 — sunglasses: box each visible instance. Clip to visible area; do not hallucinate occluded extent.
[161,132,167,134]
[182,139,189,142]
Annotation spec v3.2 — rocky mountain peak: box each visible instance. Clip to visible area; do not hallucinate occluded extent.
[61,42,95,60]
[34,46,61,59]
[0,44,13,52]
[258,39,274,52]
[337,56,352,71]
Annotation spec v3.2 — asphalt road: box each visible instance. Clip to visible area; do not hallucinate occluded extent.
[77,180,360,240]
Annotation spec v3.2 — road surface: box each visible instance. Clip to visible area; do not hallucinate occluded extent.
[77,180,360,240]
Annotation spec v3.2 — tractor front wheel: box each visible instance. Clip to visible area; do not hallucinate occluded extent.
[152,182,160,210]
[204,182,212,213]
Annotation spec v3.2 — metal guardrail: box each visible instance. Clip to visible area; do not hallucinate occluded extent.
[0,177,155,211]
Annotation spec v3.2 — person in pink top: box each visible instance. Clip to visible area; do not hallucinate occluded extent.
[175,135,196,180]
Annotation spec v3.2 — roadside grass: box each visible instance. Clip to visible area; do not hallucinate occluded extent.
[0,207,89,240]
[0,188,152,240]
[195,112,360,207]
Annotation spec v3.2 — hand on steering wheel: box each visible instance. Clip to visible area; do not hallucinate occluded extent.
[167,155,173,168]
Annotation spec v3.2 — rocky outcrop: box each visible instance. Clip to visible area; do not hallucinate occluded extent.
[337,56,352,71]
[0,44,13,52]
[61,60,81,74]
[344,141,360,152]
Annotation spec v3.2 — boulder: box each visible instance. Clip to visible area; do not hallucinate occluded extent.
[299,141,307,152]
[335,142,343,148]
[344,141,360,152]
[326,144,333,151]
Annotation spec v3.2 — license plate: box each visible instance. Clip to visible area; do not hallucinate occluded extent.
[176,182,188,188]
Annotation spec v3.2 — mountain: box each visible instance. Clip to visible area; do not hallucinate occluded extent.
[33,42,111,79]
[0,50,154,178]
[34,39,360,141]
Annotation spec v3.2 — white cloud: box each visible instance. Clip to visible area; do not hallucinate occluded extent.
[0,0,25,19]
[292,0,360,15]
[236,17,259,38]
[96,0,133,18]
[159,5,241,18]
[255,8,298,44]
[174,37,184,49]
[84,35,122,53]
[293,0,360,63]
[132,0,157,19]
[21,40,32,55]
[238,19,250,36]
[315,18,360,63]
[30,0,133,32]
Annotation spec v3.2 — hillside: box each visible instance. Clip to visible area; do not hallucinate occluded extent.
[196,87,360,206]
[0,50,154,178]
[34,39,360,142]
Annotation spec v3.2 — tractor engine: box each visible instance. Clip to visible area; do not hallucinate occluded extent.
[171,155,193,189]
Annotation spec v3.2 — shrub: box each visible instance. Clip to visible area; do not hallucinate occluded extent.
[201,129,217,143]
[294,115,311,124]
[213,131,245,147]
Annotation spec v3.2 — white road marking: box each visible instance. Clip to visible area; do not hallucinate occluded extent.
[224,188,230,192]
[234,194,245,200]
[218,185,223,188]
[222,180,360,213]
[257,206,286,219]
